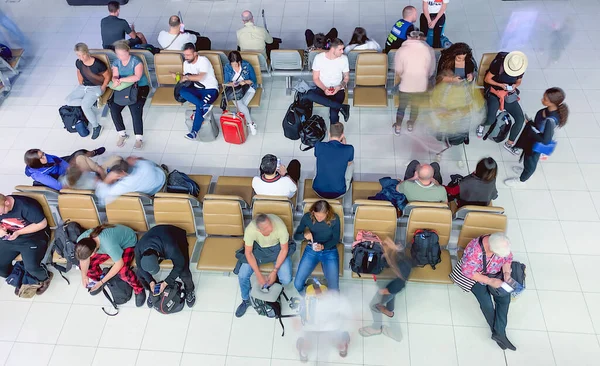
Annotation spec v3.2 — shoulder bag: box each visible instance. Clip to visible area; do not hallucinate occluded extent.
[110,80,138,106]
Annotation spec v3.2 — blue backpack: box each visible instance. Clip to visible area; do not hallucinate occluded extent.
[0,44,11,61]
[166,170,200,197]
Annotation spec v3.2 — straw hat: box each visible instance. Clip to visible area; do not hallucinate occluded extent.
[503,51,528,77]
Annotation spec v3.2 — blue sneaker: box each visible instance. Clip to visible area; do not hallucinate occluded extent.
[185,131,198,140]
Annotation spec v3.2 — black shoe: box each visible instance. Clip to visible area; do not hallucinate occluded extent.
[495,340,507,350]
[185,291,196,308]
[235,300,250,318]
[492,333,516,351]
[147,294,154,308]
[340,104,350,122]
[92,147,106,156]
[160,164,169,172]
[135,290,147,307]
[91,125,103,140]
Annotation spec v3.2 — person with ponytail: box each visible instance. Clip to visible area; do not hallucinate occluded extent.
[505,87,569,188]
[75,224,146,307]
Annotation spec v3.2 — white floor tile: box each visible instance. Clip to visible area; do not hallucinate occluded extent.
[226,356,271,366]
[48,345,96,366]
[454,326,506,366]
[0,301,31,342]
[192,274,239,313]
[584,293,600,334]
[362,322,409,366]
[548,332,600,366]
[315,320,363,365]
[504,330,556,366]
[448,285,489,328]
[91,348,138,366]
[560,221,600,255]
[519,219,568,254]
[527,253,581,291]
[99,307,150,349]
[542,162,588,191]
[17,302,70,344]
[506,290,547,331]
[407,324,458,366]
[181,353,227,366]
[135,350,182,366]
[184,311,232,355]
[0,341,13,365]
[271,317,315,362]
[227,314,275,358]
[511,190,558,220]
[5,342,55,366]
[538,290,595,334]
[140,310,191,352]
[405,283,452,325]
[57,304,107,347]
[551,190,600,222]
[571,255,600,293]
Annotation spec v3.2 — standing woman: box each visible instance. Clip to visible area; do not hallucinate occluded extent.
[293,200,341,293]
[75,224,147,307]
[421,0,449,48]
[504,87,568,188]
[108,40,150,150]
[223,51,258,135]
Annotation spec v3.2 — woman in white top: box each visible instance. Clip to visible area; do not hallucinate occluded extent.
[421,0,449,48]
[344,27,382,54]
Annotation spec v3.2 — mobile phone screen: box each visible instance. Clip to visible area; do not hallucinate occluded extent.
[500,282,514,293]
[506,85,513,91]
[154,284,161,295]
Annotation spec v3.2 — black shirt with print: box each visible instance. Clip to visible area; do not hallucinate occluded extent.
[0,196,48,244]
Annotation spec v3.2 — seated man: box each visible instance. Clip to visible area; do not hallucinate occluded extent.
[95,157,166,205]
[236,10,274,59]
[252,154,301,199]
[235,214,292,317]
[384,6,417,53]
[158,15,197,51]
[305,38,350,125]
[313,123,354,199]
[0,194,52,294]
[135,224,196,308]
[101,1,147,50]
[175,43,219,141]
[396,160,447,203]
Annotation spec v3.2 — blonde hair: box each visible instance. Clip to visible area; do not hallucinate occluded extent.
[74,42,89,55]
[113,40,130,52]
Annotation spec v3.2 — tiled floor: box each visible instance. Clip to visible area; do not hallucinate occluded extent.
[1,0,600,365]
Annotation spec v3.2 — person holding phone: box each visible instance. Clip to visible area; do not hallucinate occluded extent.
[436,42,477,84]
[460,233,516,351]
[223,51,258,135]
[293,200,341,294]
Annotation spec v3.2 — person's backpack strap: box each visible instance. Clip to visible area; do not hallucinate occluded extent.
[101,281,119,316]
[163,33,181,50]
[478,235,489,275]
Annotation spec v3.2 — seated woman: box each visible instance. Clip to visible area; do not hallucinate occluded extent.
[436,42,477,83]
[75,224,146,307]
[344,27,382,53]
[293,200,341,293]
[223,51,258,135]
[24,148,105,190]
[445,157,498,208]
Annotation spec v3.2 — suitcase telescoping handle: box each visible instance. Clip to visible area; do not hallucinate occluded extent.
[222,80,242,113]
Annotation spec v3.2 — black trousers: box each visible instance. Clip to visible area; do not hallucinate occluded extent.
[520,152,540,182]
[472,282,510,336]
[108,85,150,136]
[0,238,49,281]
[404,160,443,185]
[304,88,345,124]
[420,13,446,48]
[286,159,301,184]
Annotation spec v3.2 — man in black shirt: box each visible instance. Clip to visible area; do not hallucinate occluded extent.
[0,194,52,294]
[135,225,196,308]
[101,1,147,50]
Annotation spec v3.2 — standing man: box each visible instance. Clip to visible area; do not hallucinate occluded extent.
[174,43,219,140]
[312,123,354,199]
[158,15,197,51]
[304,38,351,125]
[393,31,435,135]
[234,214,293,317]
[421,0,449,48]
[0,194,52,295]
[135,225,196,308]
[384,6,418,53]
[101,1,148,50]
[236,10,274,59]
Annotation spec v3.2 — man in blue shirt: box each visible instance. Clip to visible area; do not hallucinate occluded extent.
[384,6,418,53]
[312,123,354,199]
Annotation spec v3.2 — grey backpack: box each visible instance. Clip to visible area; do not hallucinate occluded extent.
[483,111,512,143]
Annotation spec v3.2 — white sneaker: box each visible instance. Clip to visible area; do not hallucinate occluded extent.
[504,177,526,188]
[249,123,257,136]
[512,166,524,174]
[116,134,129,147]
[134,139,143,149]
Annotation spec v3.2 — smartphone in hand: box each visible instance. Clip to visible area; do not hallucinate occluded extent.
[153,283,161,295]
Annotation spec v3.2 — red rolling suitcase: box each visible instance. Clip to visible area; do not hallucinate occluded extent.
[220,85,248,144]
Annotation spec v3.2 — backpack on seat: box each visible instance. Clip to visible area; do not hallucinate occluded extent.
[410,229,441,269]
[166,170,200,197]
[350,241,386,277]
[51,220,84,282]
[483,111,512,143]
[249,279,294,336]
[151,281,185,314]
[299,115,326,151]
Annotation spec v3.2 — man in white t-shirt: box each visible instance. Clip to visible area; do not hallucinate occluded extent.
[421,0,449,48]
[174,43,220,140]
[305,38,351,125]
[158,15,197,51]
[252,154,300,199]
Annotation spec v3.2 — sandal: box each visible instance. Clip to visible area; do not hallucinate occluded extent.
[359,326,382,337]
[371,304,394,318]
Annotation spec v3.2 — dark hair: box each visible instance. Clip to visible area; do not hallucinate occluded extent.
[330,122,344,138]
[109,160,130,174]
[349,27,369,46]
[309,200,335,225]
[75,224,115,260]
[107,1,120,13]
[228,50,243,64]
[545,87,569,128]
[313,33,327,49]
[182,42,196,52]
[474,157,498,182]
[24,149,46,169]
[438,42,475,76]
[255,213,270,226]
[260,154,278,175]
[169,15,181,27]
[330,38,344,49]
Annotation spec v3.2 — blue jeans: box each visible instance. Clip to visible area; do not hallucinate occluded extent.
[294,245,339,293]
[238,257,292,301]
[178,87,218,132]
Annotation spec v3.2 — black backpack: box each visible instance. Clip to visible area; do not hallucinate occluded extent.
[410,229,442,269]
[283,92,313,140]
[51,220,84,282]
[151,282,185,314]
[99,267,133,316]
[250,285,293,336]
[167,170,200,197]
[483,111,512,143]
[350,241,387,277]
[299,115,326,151]
[59,105,88,133]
